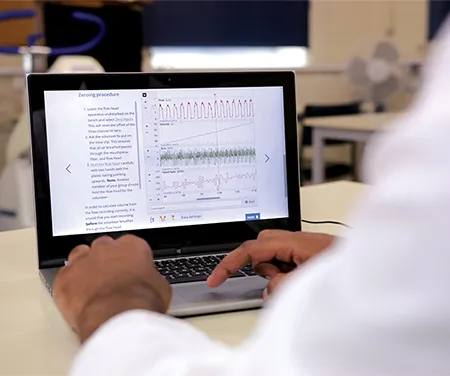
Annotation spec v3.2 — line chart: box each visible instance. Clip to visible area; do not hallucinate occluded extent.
[160,147,256,167]
[161,121,254,145]
[145,91,259,210]
[162,169,257,191]
[157,99,254,121]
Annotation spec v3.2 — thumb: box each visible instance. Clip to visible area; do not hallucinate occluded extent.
[264,273,289,299]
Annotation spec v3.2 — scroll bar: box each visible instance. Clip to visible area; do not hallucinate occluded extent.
[135,101,142,189]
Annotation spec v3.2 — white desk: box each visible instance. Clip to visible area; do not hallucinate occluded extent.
[304,113,397,184]
[0,181,365,375]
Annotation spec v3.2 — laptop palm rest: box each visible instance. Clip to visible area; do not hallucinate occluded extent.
[40,269,266,317]
[169,276,266,317]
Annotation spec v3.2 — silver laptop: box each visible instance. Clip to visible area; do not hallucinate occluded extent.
[27,71,301,317]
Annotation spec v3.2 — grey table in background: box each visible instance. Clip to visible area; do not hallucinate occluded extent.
[304,112,397,184]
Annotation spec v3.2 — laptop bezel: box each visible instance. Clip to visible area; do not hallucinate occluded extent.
[27,72,301,268]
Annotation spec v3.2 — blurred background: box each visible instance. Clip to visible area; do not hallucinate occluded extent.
[0,0,445,230]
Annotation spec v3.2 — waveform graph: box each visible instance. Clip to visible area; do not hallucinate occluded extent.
[156,98,254,122]
[160,146,256,167]
[162,165,258,195]
[159,118,256,148]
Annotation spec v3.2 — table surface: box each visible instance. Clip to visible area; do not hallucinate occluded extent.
[304,112,398,132]
[0,181,365,376]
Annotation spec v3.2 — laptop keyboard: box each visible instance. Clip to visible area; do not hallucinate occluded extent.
[155,254,257,284]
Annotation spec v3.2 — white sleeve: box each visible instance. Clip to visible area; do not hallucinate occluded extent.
[71,20,450,376]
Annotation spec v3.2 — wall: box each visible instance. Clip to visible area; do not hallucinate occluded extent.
[0,2,36,171]
[0,1,36,46]
[298,0,428,111]
[309,0,427,64]
[297,0,428,166]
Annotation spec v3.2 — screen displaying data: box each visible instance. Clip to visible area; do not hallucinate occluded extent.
[44,87,288,236]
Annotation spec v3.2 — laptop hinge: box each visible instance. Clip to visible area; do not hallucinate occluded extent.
[154,242,242,258]
[41,243,243,266]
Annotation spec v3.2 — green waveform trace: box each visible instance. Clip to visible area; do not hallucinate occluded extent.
[160,147,256,166]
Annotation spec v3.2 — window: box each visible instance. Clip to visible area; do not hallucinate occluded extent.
[429,0,450,39]
[143,1,309,47]
[149,46,308,69]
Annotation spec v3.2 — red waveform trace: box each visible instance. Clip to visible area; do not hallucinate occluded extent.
[163,171,256,190]
[158,99,254,120]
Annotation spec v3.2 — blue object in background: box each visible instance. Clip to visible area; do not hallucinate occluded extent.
[0,9,106,56]
[143,1,309,47]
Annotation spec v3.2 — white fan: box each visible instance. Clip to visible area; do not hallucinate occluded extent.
[346,40,406,110]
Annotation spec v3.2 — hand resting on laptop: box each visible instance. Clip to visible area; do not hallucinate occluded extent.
[53,235,172,343]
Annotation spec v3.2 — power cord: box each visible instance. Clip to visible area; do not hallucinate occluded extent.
[302,219,351,228]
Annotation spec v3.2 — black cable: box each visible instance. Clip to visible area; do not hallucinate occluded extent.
[302,219,351,228]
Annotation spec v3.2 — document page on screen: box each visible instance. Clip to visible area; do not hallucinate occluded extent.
[44,87,289,236]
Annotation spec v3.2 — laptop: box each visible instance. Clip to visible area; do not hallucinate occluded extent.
[27,72,301,317]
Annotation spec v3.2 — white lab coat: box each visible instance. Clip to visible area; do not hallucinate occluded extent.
[70,20,450,376]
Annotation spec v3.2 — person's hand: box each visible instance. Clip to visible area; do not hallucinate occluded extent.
[53,235,171,343]
[207,230,335,299]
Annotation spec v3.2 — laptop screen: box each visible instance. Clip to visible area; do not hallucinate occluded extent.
[44,86,288,237]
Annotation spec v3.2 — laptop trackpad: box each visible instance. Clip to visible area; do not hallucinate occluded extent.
[173,276,267,303]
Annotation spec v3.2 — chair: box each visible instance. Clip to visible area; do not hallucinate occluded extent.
[298,102,361,184]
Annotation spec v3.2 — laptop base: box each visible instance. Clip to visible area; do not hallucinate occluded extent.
[40,268,266,317]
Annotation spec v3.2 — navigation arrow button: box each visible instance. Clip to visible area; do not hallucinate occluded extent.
[265,154,270,163]
[65,164,72,174]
